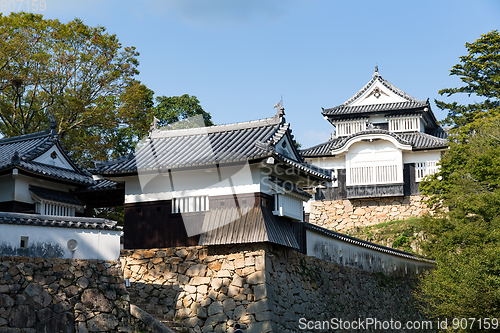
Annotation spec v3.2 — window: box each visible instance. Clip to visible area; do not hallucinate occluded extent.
[335,120,367,137]
[172,196,209,214]
[35,201,77,217]
[388,116,421,132]
[20,236,29,249]
[415,161,439,182]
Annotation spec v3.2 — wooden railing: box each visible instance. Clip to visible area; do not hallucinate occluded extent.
[415,161,439,182]
[348,164,399,185]
[388,117,420,132]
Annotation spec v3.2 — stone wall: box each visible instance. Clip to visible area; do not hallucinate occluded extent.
[265,244,428,333]
[308,195,429,232]
[121,246,271,333]
[0,255,133,333]
[121,244,429,333]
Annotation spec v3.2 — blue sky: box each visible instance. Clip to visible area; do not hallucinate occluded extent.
[3,0,499,148]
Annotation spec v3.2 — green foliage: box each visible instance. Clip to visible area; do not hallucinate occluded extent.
[346,218,421,254]
[0,13,213,167]
[418,33,500,324]
[417,120,500,326]
[154,94,213,129]
[436,30,500,139]
[0,12,142,165]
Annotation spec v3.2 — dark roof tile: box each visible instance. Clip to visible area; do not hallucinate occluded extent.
[96,115,331,181]
[301,130,447,157]
[0,211,121,231]
[29,185,84,206]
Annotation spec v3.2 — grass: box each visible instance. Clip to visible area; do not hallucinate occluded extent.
[345,217,424,254]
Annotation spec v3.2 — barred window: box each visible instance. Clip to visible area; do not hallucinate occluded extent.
[172,196,209,213]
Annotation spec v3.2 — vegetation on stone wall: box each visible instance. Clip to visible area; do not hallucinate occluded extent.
[345,218,425,254]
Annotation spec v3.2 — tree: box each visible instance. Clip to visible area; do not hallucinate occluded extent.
[417,119,500,328]
[154,94,213,129]
[0,12,141,165]
[436,30,500,138]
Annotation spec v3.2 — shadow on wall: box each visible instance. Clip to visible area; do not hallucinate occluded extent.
[0,242,64,258]
[121,246,267,333]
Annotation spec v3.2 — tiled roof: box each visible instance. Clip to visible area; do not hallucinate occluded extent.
[96,114,332,181]
[304,222,435,263]
[322,101,428,117]
[397,131,448,150]
[80,179,123,192]
[29,185,84,206]
[0,211,122,231]
[0,128,94,185]
[198,206,299,249]
[336,70,426,108]
[269,176,312,198]
[301,130,448,157]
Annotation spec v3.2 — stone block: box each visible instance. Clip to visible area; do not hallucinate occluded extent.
[87,314,118,332]
[81,289,112,312]
[246,299,268,314]
[223,299,236,312]
[186,264,207,277]
[36,312,74,333]
[216,270,231,278]
[9,305,36,328]
[231,274,244,288]
[253,284,267,300]
[247,320,273,333]
[191,277,210,286]
[0,294,14,308]
[246,271,265,285]
[211,278,223,291]
[24,283,52,307]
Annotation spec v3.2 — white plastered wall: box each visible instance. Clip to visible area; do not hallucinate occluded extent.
[33,146,74,170]
[123,164,263,204]
[306,230,435,276]
[0,224,121,260]
[403,150,442,164]
[346,140,403,185]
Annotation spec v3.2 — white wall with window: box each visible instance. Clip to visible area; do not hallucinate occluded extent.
[403,151,442,182]
[346,140,403,186]
[334,119,368,137]
[387,116,422,132]
[415,161,440,182]
[172,196,209,213]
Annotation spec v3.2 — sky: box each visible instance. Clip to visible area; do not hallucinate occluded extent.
[2,0,499,148]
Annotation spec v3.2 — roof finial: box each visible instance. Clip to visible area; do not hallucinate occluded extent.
[150,116,160,132]
[374,64,379,75]
[49,114,56,129]
[274,100,285,118]
[11,151,20,164]
[48,113,59,138]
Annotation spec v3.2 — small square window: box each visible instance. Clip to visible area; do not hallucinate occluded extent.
[20,236,29,249]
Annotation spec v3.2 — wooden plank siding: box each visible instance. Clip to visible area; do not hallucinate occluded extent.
[123,192,275,249]
[0,201,36,214]
[403,163,420,195]
[124,200,200,249]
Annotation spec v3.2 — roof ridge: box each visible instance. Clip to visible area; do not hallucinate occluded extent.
[327,99,428,113]
[336,73,426,108]
[26,160,93,177]
[150,114,282,139]
[301,137,339,153]
[0,129,51,145]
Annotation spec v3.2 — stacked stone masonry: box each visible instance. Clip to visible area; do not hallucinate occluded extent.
[0,256,136,333]
[308,195,429,232]
[121,243,429,333]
